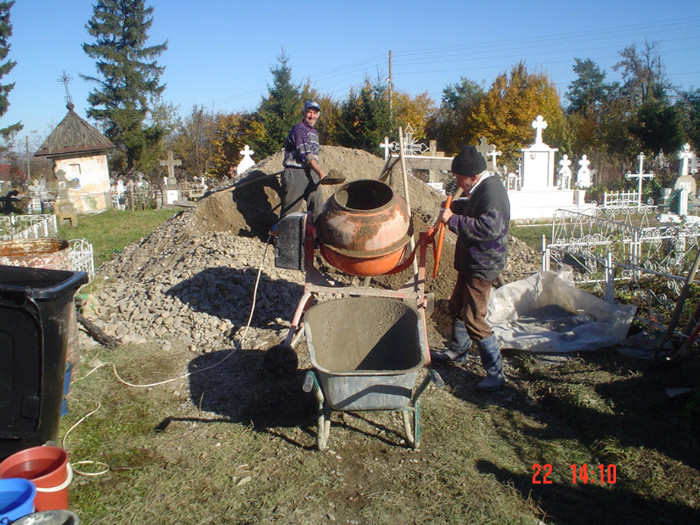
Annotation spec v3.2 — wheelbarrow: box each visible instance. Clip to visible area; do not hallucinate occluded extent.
[301,296,444,450]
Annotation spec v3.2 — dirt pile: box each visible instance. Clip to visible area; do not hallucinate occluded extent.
[90,146,540,354]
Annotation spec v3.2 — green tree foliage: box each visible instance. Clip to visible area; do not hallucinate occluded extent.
[337,77,391,154]
[170,105,216,179]
[601,42,682,166]
[566,58,609,116]
[679,88,700,150]
[469,62,564,165]
[0,1,21,146]
[312,95,342,147]
[82,0,168,175]
[429,78,483,155]
[255,51,302,158]
[630,99,684,154]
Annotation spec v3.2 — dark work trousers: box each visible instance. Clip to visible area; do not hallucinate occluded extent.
[448,272,495,342]
[280,167,325,220]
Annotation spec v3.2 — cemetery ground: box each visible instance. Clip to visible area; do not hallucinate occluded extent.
[60,154,699,523]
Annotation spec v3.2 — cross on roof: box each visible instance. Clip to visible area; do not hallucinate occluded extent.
[160,150,182,184]
[625,152,654,208]
[58,70,74,107]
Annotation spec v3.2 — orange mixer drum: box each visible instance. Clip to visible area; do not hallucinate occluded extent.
[315,179,413,276]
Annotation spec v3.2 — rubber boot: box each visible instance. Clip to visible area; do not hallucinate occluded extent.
[430,319,471,364]
[476,335,505,391]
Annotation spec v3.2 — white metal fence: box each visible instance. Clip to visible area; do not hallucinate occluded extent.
[0,214,58,240]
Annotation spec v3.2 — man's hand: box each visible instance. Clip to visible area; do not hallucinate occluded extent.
[438,205,453,223]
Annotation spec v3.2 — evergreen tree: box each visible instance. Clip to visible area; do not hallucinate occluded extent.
[0,1,21,145]
[337,77,391,154]
[82,0,167,174]
[431,78,483,155]
[255,51,302,158]
[565,58,609,116]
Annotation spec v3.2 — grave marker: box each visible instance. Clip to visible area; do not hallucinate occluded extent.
[625,152,654,208]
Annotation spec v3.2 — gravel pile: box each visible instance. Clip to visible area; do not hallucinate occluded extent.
[82,146,542,354]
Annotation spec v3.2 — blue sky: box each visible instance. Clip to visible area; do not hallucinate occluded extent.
[3,0,700,151]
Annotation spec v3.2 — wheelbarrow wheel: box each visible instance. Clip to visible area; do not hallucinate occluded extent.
[263,343,298,378]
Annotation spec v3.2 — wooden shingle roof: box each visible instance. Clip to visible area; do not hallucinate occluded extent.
[34,103,115,157]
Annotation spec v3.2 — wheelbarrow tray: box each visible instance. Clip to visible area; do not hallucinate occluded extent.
[303,296,427,411]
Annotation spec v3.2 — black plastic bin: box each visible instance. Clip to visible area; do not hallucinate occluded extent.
[0,264,88,460]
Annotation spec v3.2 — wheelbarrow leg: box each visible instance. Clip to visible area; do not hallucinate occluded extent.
[404,369,445,449]
[304,371,330,450]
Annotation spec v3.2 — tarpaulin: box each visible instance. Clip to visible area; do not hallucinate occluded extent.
[487,269,637,352]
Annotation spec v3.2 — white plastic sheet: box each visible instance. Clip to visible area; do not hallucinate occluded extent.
[487,269,637,352]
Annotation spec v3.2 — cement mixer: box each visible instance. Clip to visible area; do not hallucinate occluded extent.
[268,179,444,450]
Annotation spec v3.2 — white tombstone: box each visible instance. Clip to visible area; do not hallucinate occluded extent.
[519,115,558,190]
[576,155,592,189]
[237,145,255,174]
[558,154,572,190]
[678,143,694,177]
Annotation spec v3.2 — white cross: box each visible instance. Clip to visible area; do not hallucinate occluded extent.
[240,144,254,158]
[625,152,654,208]
[532,115,547,145]
[678,143,694,177]
[380,136,392,160]
[558,154,572,189]
[489,149,502,172]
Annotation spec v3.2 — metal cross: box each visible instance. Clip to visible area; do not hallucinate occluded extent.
[625,152,654,208]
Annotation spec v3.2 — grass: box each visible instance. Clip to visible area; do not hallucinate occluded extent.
[510,222,552,250]
[62,342,700,524]
[58,208,179,268]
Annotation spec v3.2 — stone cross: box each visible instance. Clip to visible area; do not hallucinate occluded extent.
[577,154,591,188]
[489,148,502,172]
[558,154,572,189]
[625,152,654,207]
[532,115,547,145]
[380,136,392,160]
[476,136,495,165]
[678,143,694,177]
[160,150,182,185]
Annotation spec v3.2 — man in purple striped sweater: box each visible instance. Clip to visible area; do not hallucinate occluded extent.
[281,100,327,219]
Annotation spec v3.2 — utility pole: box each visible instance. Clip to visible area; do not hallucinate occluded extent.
[388,50,393,125]
[25,136,30,179]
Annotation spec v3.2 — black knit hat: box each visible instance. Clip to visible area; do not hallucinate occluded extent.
[451,145,486,176]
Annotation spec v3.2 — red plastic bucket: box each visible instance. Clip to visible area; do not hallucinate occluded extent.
[0,446,71,511]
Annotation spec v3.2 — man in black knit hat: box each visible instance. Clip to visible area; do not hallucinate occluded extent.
[431,145,510,391]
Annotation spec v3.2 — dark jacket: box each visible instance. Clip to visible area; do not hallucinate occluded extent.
[446,175,510,281]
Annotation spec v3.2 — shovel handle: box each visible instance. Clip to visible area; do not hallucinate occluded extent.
[433,195,452,279]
